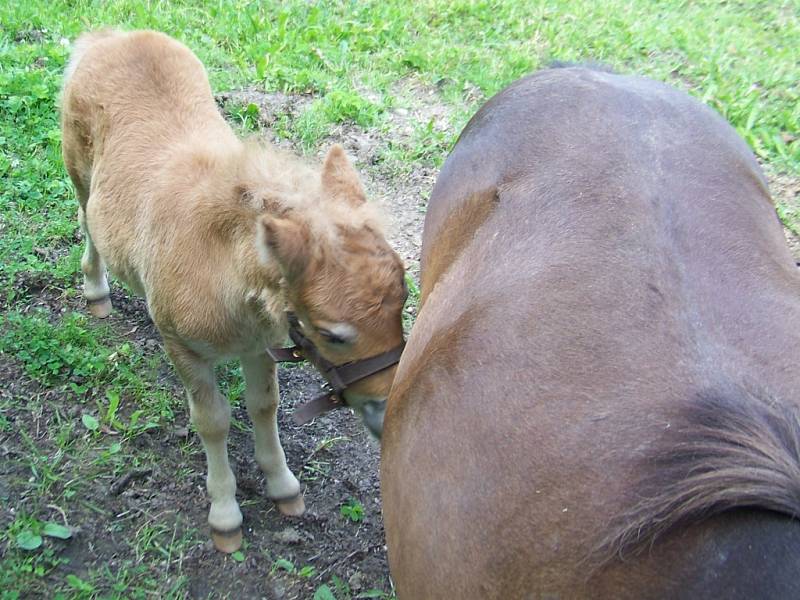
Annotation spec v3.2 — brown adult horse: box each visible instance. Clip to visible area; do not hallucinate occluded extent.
[381,66,800,599]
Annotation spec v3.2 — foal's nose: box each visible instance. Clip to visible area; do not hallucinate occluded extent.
[361,400,386,440]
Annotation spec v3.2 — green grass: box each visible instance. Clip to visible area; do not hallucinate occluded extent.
[1,1,798,297]
[1,0,797,299]
[1,1,798,597]
[0,309,180,427]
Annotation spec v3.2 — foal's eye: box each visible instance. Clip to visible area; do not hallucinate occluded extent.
[317,329,347,345]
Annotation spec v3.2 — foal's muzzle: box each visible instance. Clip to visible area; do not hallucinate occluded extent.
[267,312,404,426]
[359,400,386,439]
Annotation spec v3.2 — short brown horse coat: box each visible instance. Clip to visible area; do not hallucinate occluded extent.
[381,67,800,598]
[61,30,405,552]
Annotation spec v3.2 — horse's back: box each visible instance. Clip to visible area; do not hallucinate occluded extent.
[383,68,800,598]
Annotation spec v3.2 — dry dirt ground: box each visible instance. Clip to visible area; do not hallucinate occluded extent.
[2,86,799,599]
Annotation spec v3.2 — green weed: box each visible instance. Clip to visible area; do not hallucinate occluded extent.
[226,101,262,132]
[340,498,365,523]
[0,514,70,595]
[402,272,421,333]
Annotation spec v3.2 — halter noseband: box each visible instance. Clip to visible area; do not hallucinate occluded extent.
[267,312,405,425]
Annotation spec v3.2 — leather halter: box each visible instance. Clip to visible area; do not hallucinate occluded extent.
[267,313,405,425]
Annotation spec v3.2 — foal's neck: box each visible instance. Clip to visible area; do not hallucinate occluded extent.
[167,150,280,323]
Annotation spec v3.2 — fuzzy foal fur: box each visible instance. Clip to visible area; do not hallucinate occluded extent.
[381,68,800,598]
[61,30,405,552]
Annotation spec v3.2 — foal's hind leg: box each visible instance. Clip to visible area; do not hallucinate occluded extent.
[78,205,112,318]
[167,341,243,553]
[241,353,304,516]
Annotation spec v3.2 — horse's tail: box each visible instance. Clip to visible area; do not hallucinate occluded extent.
[593,387,800,564]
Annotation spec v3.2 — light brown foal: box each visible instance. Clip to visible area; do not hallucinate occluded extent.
[61,30,405,553]
[382,66,800,598]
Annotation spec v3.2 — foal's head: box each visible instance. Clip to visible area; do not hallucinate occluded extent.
[257,145,406,437]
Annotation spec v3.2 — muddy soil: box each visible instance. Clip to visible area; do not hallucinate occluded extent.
[1,289,395,599]
[0,292,390,599]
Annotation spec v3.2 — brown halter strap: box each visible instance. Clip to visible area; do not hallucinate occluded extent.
[267,312,405,424]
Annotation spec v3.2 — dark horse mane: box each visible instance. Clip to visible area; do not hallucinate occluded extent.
[592,387,800,565]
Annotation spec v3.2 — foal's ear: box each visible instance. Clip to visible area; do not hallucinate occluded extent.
[257,213,311,280]
[321,144,366,206]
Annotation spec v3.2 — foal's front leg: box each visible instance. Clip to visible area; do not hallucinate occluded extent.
[166,341,243,552]
[240,353,305,516]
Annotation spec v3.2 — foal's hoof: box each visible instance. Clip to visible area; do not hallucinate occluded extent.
[276,493,306,517]
[211,527,243,553]
[87,296,112,319]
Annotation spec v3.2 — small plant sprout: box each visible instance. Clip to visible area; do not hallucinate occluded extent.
[271,557,295,575]
[298,565,316,578]
[340,498,365,522]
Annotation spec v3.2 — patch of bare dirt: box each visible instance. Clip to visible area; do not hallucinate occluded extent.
[216,90,315,136]
[766,170,800,260]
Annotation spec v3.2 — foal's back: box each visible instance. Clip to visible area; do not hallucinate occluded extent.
[382,68,800,598]
[62,29,228,160]
[61,31,255,331]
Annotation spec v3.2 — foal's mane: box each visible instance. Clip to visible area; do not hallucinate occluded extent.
[249,141,385,233]
[199,140,387,242]
[592,387,800,566]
